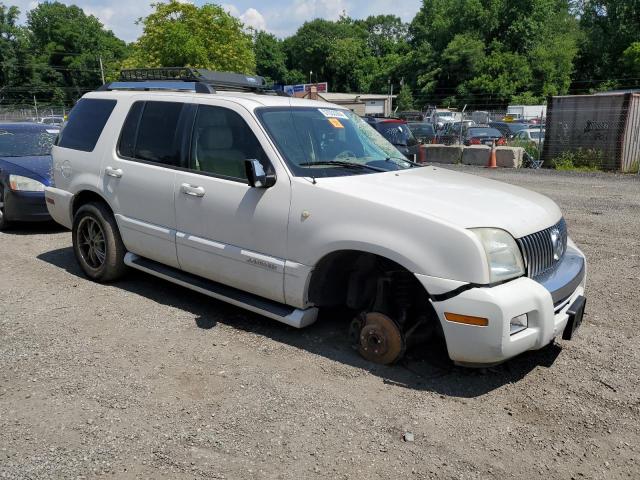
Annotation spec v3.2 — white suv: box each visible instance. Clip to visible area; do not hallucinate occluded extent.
[45,69,587,367]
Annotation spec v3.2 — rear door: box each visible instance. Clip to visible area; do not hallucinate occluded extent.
[102,97,193,268]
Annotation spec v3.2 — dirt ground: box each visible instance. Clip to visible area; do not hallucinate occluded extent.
[1,167,639,480]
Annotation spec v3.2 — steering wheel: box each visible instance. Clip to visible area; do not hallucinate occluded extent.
[335,150,358,161]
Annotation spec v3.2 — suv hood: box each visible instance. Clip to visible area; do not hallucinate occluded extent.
[316,166,562,238]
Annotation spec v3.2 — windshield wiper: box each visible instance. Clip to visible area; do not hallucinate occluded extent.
[300,161,386,172]
[385,156,424,168]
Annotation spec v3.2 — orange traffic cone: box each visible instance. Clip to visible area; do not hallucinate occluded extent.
[486,140,497,168]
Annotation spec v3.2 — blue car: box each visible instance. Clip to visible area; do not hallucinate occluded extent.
[0,123,59,230]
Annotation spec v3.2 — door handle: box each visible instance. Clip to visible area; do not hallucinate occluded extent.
[180,183,205,197]
[105,166,123,178]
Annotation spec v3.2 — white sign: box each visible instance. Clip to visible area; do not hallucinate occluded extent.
[318,108,349,119]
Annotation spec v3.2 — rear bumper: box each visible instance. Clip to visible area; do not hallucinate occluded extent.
[44,187,74,229]
[3,189,51,222]
[419,241,587,365]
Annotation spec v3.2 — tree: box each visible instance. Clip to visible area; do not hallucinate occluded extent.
[27,2,128,103]
[409,0,580,108]
[254,31,288,83]
[623,42,640,77]
[126,0,255,73]
[396,83,414,111]
[0,3,34,104]
[283,18,368,91]
[574,0,640,89]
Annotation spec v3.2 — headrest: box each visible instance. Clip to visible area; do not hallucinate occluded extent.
[198,126,233,150]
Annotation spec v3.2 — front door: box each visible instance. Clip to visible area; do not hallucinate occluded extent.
[174,102,290,303]
[102,97,193,268]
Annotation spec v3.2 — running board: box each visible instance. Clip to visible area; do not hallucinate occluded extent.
[124,253,318,329]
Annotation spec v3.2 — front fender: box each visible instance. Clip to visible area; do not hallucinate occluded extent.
[288,179,490,285]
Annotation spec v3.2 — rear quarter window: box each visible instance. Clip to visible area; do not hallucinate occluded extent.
[57,98,117,152]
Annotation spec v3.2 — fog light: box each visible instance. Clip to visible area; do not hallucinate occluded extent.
[510,314,528,335]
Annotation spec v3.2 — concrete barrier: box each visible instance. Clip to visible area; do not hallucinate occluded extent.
[422,145,463,164]
[495,146,524,168]
[422,144,525,167]
[461,146,491,166]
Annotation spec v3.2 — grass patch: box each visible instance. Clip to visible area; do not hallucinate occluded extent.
[552,148,604,172]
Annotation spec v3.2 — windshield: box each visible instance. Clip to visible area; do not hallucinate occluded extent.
[257,107,415,177]
[0,129,57,157]
[530,131,544,139]
[376,121,418,146]
[507,123,527,133]
[468,128,502,137]
[408,123,434,135]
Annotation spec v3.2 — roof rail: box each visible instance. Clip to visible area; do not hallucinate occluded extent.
[96,67,288,96]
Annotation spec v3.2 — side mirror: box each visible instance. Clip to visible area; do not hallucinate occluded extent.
[245,159,275,188]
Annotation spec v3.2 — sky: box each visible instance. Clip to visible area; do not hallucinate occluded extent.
[11,0,422,42]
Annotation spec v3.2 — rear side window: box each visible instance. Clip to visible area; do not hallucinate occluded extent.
[117,101,186,167]
[57,99,116,152]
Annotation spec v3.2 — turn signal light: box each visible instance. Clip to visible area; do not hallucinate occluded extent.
[444,312,489,327]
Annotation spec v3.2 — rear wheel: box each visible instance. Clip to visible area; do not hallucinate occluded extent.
[72,202,127,282]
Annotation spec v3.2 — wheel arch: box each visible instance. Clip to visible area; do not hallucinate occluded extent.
[307,248,431,308]
[71,188,115,218]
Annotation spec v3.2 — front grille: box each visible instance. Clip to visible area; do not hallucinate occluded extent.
[516,218,567,279]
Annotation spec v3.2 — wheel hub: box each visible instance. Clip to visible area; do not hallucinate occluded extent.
[356,312,404,365]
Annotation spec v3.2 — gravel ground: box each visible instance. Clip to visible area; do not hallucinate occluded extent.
[1,167,639,479]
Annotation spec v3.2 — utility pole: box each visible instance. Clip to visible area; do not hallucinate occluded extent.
[459,104,467,145]
[99,56,106,84]
[309,70,312,85]
[537,108,544,167]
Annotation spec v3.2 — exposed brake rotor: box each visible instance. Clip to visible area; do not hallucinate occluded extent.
[356,312,405,365]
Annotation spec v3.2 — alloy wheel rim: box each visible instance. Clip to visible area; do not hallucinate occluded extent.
[78,217,106,269]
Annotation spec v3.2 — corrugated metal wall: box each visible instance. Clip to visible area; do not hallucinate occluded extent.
[621,94,640,173]
[543,94,629,170]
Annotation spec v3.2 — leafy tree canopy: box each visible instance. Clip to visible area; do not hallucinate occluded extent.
[125,0,255,73]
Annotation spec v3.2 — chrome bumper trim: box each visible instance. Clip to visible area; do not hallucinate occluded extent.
[534,245,585,305]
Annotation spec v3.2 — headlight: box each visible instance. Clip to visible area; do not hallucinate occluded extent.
[9,175,45,192]
[470,228,525,283]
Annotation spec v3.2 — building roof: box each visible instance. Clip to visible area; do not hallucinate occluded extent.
[319,92,395,102]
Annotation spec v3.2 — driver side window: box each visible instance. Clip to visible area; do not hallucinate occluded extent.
[190,106,270,181]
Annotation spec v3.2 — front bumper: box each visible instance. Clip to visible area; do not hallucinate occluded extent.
[420,240,587,365]
[3,189,51,222]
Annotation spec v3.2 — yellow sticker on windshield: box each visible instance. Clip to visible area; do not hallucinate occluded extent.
[328,118,344,129]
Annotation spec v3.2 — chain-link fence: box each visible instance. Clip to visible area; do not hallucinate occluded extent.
[542,93,640,173]
[0,105,67,123]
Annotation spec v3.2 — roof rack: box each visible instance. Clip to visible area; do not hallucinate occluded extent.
[97,67,288,96]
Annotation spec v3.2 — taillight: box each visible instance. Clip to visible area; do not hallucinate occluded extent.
[470,138,481,145]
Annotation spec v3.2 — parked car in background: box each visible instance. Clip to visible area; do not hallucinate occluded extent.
[39,116,65,127]
[489,121,528,139]
[428,109,463,129]
[513,128,545,145]
[0,123,58,230]
[364,117,420,160]
[407,122,436,144]
[436,120,476,145]
[463,126,506,146]
[397,111,424,122]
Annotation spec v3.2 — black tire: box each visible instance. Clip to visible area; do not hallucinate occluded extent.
[0,187,10,231]
[72,201,127,282]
